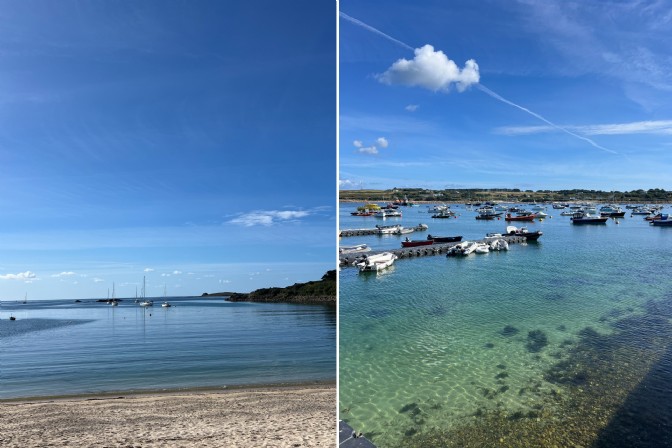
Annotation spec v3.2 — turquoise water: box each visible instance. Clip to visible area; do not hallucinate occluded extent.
[0,297,335,399]
[339,203,672,447]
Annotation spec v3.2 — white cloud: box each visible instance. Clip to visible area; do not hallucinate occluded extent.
[161,273,171,277]
[51,272,76,277]
[0,271,37,280]
[377,44,480,92]
[353,140,363,148]
[144,268,154,272]
[219,279,231,284]
[93,278,104,283]
[376,137,389,148]
[357,146,378,155]
[172,270,182,275]
[229,210,310,227]
[405,104,419,112]
[50,271,76,278]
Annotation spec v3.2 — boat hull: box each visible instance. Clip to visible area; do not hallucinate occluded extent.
[427,235,462,243]
[505,214,535,221]
[401,240,434,247]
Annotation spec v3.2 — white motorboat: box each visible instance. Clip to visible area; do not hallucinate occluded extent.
[339,244,371,254]
[446,241,478,256]
[484,233,504,242]
[375,209,402,218]
[474,243,490,254]
[393,227,414,235]
[140,300,153,307]
[162,302,171,308]
[357,252,397,272]
[535,211,548,218]
[489,239,509,251]
[376,224,402,235]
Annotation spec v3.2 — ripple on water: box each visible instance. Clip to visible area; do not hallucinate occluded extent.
[340,203,672,446]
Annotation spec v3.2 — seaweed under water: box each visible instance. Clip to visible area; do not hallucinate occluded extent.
[390,296,672,448]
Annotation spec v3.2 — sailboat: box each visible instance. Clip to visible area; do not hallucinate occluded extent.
[161,285,171,307]
[140,276,153,307]
[110,283,118,306]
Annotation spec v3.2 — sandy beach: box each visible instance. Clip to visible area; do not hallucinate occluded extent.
[0,384,336,448]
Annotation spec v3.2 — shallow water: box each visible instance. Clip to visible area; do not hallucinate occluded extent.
[339,203,672,447]
[0,297,335,399]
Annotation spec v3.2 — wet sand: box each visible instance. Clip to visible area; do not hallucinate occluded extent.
[0,384,336,447]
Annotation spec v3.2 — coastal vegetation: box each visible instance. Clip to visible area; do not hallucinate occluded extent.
[340,188,672,203]
[202,270,336,306]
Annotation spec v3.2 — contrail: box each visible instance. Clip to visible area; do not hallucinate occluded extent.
[476,84,617,154]
[339,12,414,52]
[340,12,617,154]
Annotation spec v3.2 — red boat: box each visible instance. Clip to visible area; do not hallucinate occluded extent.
[401,238,434,248]
[505,213,535,222]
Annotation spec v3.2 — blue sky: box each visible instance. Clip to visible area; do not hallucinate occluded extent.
[0,1,335,300]
[339,0,672,192]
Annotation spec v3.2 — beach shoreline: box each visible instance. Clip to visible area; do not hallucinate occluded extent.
[0,382,336,447]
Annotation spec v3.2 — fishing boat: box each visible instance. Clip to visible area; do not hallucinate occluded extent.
[570,211,608,224]
[401,238,433,248]
[427,234,462,243]
[505,213,535,222]
[506,226,543,241]
[339,244,371,254]
[357,252,397,272]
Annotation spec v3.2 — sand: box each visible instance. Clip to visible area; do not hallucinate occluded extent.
[0,384,336,448]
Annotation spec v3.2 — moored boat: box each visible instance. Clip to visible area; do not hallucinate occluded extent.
[401,238,433,248]
[375,209,402,218]
[650,214,672,226]
[599,205,625,217]
[474,243,490,254]
[506,226,543,240]
[505,213,535,222]
[570,211,608,224]
[357,252,397,272]
[376,224,402,234]
[340,244,371,254]
[427,234,462,243]
[446,241,477,256]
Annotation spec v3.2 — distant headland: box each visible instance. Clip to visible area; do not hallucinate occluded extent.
[202,270,336,306]
[340,187,672,203]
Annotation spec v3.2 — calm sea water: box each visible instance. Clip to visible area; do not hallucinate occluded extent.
[339,203,672,447]
[0,297,335,399]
